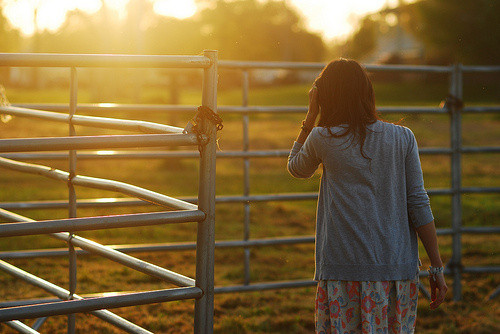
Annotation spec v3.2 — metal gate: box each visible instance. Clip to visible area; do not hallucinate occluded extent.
[0,51,218,333]
[1,59,499,332]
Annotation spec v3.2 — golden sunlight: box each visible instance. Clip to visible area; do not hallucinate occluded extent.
[3,0,101,35]
[153,0,197,19]
[2,0,417,39]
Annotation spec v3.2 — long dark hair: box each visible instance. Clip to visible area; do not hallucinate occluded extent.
[315,58,379,160]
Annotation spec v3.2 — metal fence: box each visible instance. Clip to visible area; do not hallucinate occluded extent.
[1,58,500,331]
[0,51,219,333]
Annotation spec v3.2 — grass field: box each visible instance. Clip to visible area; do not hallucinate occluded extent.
[0,78,499,333]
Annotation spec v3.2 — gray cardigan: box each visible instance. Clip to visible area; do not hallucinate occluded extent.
[287,120,433,281]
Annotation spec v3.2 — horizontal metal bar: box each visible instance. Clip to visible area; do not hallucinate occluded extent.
[219,60,324,70]
[0,105,183,134]
[461,146,500,153]
[0,53,210,68]
[0,235,315,260]
[459,187,500,194]
[0,208,204,237]
[3,146,499,161]
[4,320,40,334]
[461,226,500,234]
[364,64,452,73]
[0,198,150,210]
[0,150,287,160]
[0,292,137,309]
[214,280,317,293]
[0,133,199,152]
[461,65,500,72]
[0,260,154,334]
[463,267,500,274]
[220,106,445,114]
[213,268,464,295]
[462,106,500,113]
[5,223,499,261]
[2,186,499,213]
[13,103,453,115]
[0,157,197,210]
[14,103,198,114]
[0,287,203,322]
[219,60,452,73]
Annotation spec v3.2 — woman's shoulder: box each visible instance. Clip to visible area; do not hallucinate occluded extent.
[377,121,415,138]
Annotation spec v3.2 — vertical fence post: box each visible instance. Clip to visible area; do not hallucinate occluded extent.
[449,63,463,301]
[194,50,218,333]
[242,70,251,285]
[67,67,78,333]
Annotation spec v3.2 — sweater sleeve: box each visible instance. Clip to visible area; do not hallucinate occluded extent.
[405,129,434,228]
[287,128,321,179]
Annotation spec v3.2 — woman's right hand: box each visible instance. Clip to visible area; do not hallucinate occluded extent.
[429,272,447,309]
[306,85,319,122]
[308,85,318,105]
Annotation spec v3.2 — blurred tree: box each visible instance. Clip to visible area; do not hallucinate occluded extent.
[193,0,324,61]
[405,0,500,64]
[0,5,19,52]
[3,0,324,62]
[0,5,20,85]
[342,16,379,60]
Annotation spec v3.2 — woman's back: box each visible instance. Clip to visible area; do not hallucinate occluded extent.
[288,121,433,281]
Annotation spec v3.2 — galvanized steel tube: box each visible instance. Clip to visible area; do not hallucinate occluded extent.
[4,320,40,334]
[194,50,218,334]
[68,66,78,334]
[242,70,251,286]
[219,60,451,73]
[0,157,197,210]
[11,103,453,115]
[5,146,500,161]
[214,280,317,293]
[14,103,197,114]
[450,64,464,301]
[0,287,203,322]
[0,105,184,134]
[1,185,499,212]
[0,133,199,152]
[0,53,210,68]
[0,208,204,237]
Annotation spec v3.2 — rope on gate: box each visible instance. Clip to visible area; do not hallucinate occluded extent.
[183,106,223,151]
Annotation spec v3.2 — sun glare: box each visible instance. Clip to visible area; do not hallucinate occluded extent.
[3,0,101,36]
[3,0,415,39]
[153,0,197,19]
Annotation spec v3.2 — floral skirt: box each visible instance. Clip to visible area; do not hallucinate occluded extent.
[315,275,419,334]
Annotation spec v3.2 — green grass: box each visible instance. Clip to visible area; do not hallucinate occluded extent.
[0,82,499,333]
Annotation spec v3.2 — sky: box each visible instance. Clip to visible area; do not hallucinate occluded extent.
[2,0,408,40]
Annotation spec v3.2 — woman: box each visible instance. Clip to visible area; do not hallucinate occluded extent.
[287,59,447,333]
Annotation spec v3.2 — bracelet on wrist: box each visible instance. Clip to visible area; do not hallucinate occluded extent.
[301,120,313,133]
[428,266,444,281]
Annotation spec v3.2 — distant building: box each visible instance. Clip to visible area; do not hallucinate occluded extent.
[362,5,426,64]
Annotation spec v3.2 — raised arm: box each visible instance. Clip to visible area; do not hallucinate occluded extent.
[287,85,321,178]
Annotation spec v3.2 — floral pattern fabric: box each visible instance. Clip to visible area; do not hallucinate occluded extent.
[315,275,418,334]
